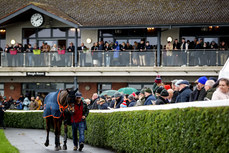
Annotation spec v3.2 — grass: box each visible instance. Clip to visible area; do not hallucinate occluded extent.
[0,129,19,153]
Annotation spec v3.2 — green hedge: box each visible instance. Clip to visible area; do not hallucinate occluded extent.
[5,112,44,129]
[4,107,229,153]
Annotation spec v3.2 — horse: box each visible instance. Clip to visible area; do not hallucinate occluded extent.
[43,88,77,151]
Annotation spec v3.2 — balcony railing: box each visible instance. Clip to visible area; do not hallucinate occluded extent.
[0,50,228,67]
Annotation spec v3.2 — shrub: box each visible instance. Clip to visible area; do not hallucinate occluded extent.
[4,107,229,153]
[4,111,44,129]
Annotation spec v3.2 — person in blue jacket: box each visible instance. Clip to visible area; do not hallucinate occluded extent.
[144,88,156,105]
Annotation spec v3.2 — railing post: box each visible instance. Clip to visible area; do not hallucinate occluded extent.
[23,53,26,67]
[186,50,189,66]
[102,51,105,67]
[71,52,74,67]
[129,51,132,66]
[161,50,163,67]
[0,52,2,67]
[78,51,81,67]
[216,50,219,66]
[48,53,51,67]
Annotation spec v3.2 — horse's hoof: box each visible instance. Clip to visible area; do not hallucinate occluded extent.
[54,147,59,151]
[58,146,61,150]
[44,142,49,147]
[63,145,67,150]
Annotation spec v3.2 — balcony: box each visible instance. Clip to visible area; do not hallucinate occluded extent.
[0,50,228,67]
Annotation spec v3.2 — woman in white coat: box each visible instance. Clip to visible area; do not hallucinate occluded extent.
[212,78,229,100]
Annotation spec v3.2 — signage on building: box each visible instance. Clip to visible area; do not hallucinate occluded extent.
[26,72,45,76]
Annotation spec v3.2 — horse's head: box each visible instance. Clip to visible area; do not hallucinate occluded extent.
[65,88,78,113]
[66,88,78,104]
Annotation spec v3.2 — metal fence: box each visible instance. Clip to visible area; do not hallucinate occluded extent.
[1,52,74,67]
[0,50,228,67]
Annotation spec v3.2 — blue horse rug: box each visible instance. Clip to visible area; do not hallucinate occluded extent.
[43,90,63,119]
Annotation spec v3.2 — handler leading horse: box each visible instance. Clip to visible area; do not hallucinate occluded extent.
[43,89,77,151]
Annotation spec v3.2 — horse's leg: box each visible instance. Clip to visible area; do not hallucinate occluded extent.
[63,124,68,150]
[54,118,61,151]
[44,118,50,147]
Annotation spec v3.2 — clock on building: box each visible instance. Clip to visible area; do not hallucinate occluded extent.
[31,13,44,27]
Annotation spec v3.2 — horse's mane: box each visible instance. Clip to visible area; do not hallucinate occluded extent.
[59,90,68,106]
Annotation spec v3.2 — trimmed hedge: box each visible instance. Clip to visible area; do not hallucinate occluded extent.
[5,112,44,129]
[4,107,229,153]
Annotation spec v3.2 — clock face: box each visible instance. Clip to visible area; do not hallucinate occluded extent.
[31,13,43,27]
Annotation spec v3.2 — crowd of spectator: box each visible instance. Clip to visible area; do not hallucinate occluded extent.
[84,76,229,110]
[0,95,43,111]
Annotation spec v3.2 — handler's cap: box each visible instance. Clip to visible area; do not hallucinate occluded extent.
[75,92,82,97]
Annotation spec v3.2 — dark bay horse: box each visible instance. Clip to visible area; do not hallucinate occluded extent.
[43,89,77,151]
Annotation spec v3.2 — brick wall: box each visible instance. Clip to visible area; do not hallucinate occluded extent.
[112,83,128,90]
[79,83,97,99]
[4,83,22,101]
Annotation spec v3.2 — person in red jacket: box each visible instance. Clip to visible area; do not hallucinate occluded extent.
[71,92,89,151]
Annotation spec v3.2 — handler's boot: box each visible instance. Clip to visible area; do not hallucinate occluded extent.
[79,142,84,151]
[73,146,77,151]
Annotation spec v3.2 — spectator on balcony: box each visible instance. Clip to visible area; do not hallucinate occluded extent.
[173,39,180,50]
[14,43,19,51]
[4,44,11,53]
[67,42,75,52]
[210,41,218,49]
[17,44,24,53]
[104,42,112,67]
[126,42,132,50]
[180,38,188,66]
[120,42,128,66]
[165,41,173,66]
[132,41,139,65]
[97,41,104,66]
[212,78,229,100]
[175,80,192,103]
[144,88,156,105]
[112,41,120,66]
[219,41,228,65]
[204,80,216,100]
[138,40,146,66]
[91,42,99,66]
[50,44,60,64]
[190,76,208,102]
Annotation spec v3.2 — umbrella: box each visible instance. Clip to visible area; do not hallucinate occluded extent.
[100,90,117,96]
[118,87,138,95]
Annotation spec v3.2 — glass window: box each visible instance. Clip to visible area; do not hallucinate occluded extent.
[67,39,81,48]
[129,39,141,46]
[146,37,157,45]
[103,38,114,44]
[128,84,141,91]
[143,84,154,89]
[23,28,36,38]
[98,83,111,94]
[53,28,66,37]
[116,39,127,45]
[66,83,74,89]
[0,30,6,39]
[0,83,4,96]
[38,29,51,37]
[55,83,65,90]
[68,28,81,37]
[0,39,5,50]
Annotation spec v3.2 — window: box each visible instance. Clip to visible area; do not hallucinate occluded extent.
[0,84,4,96]
[128,83,154,91]
[98,83,111,94]
[53,28,66,37]
[38,29,51,37]
[23,28,36,38]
